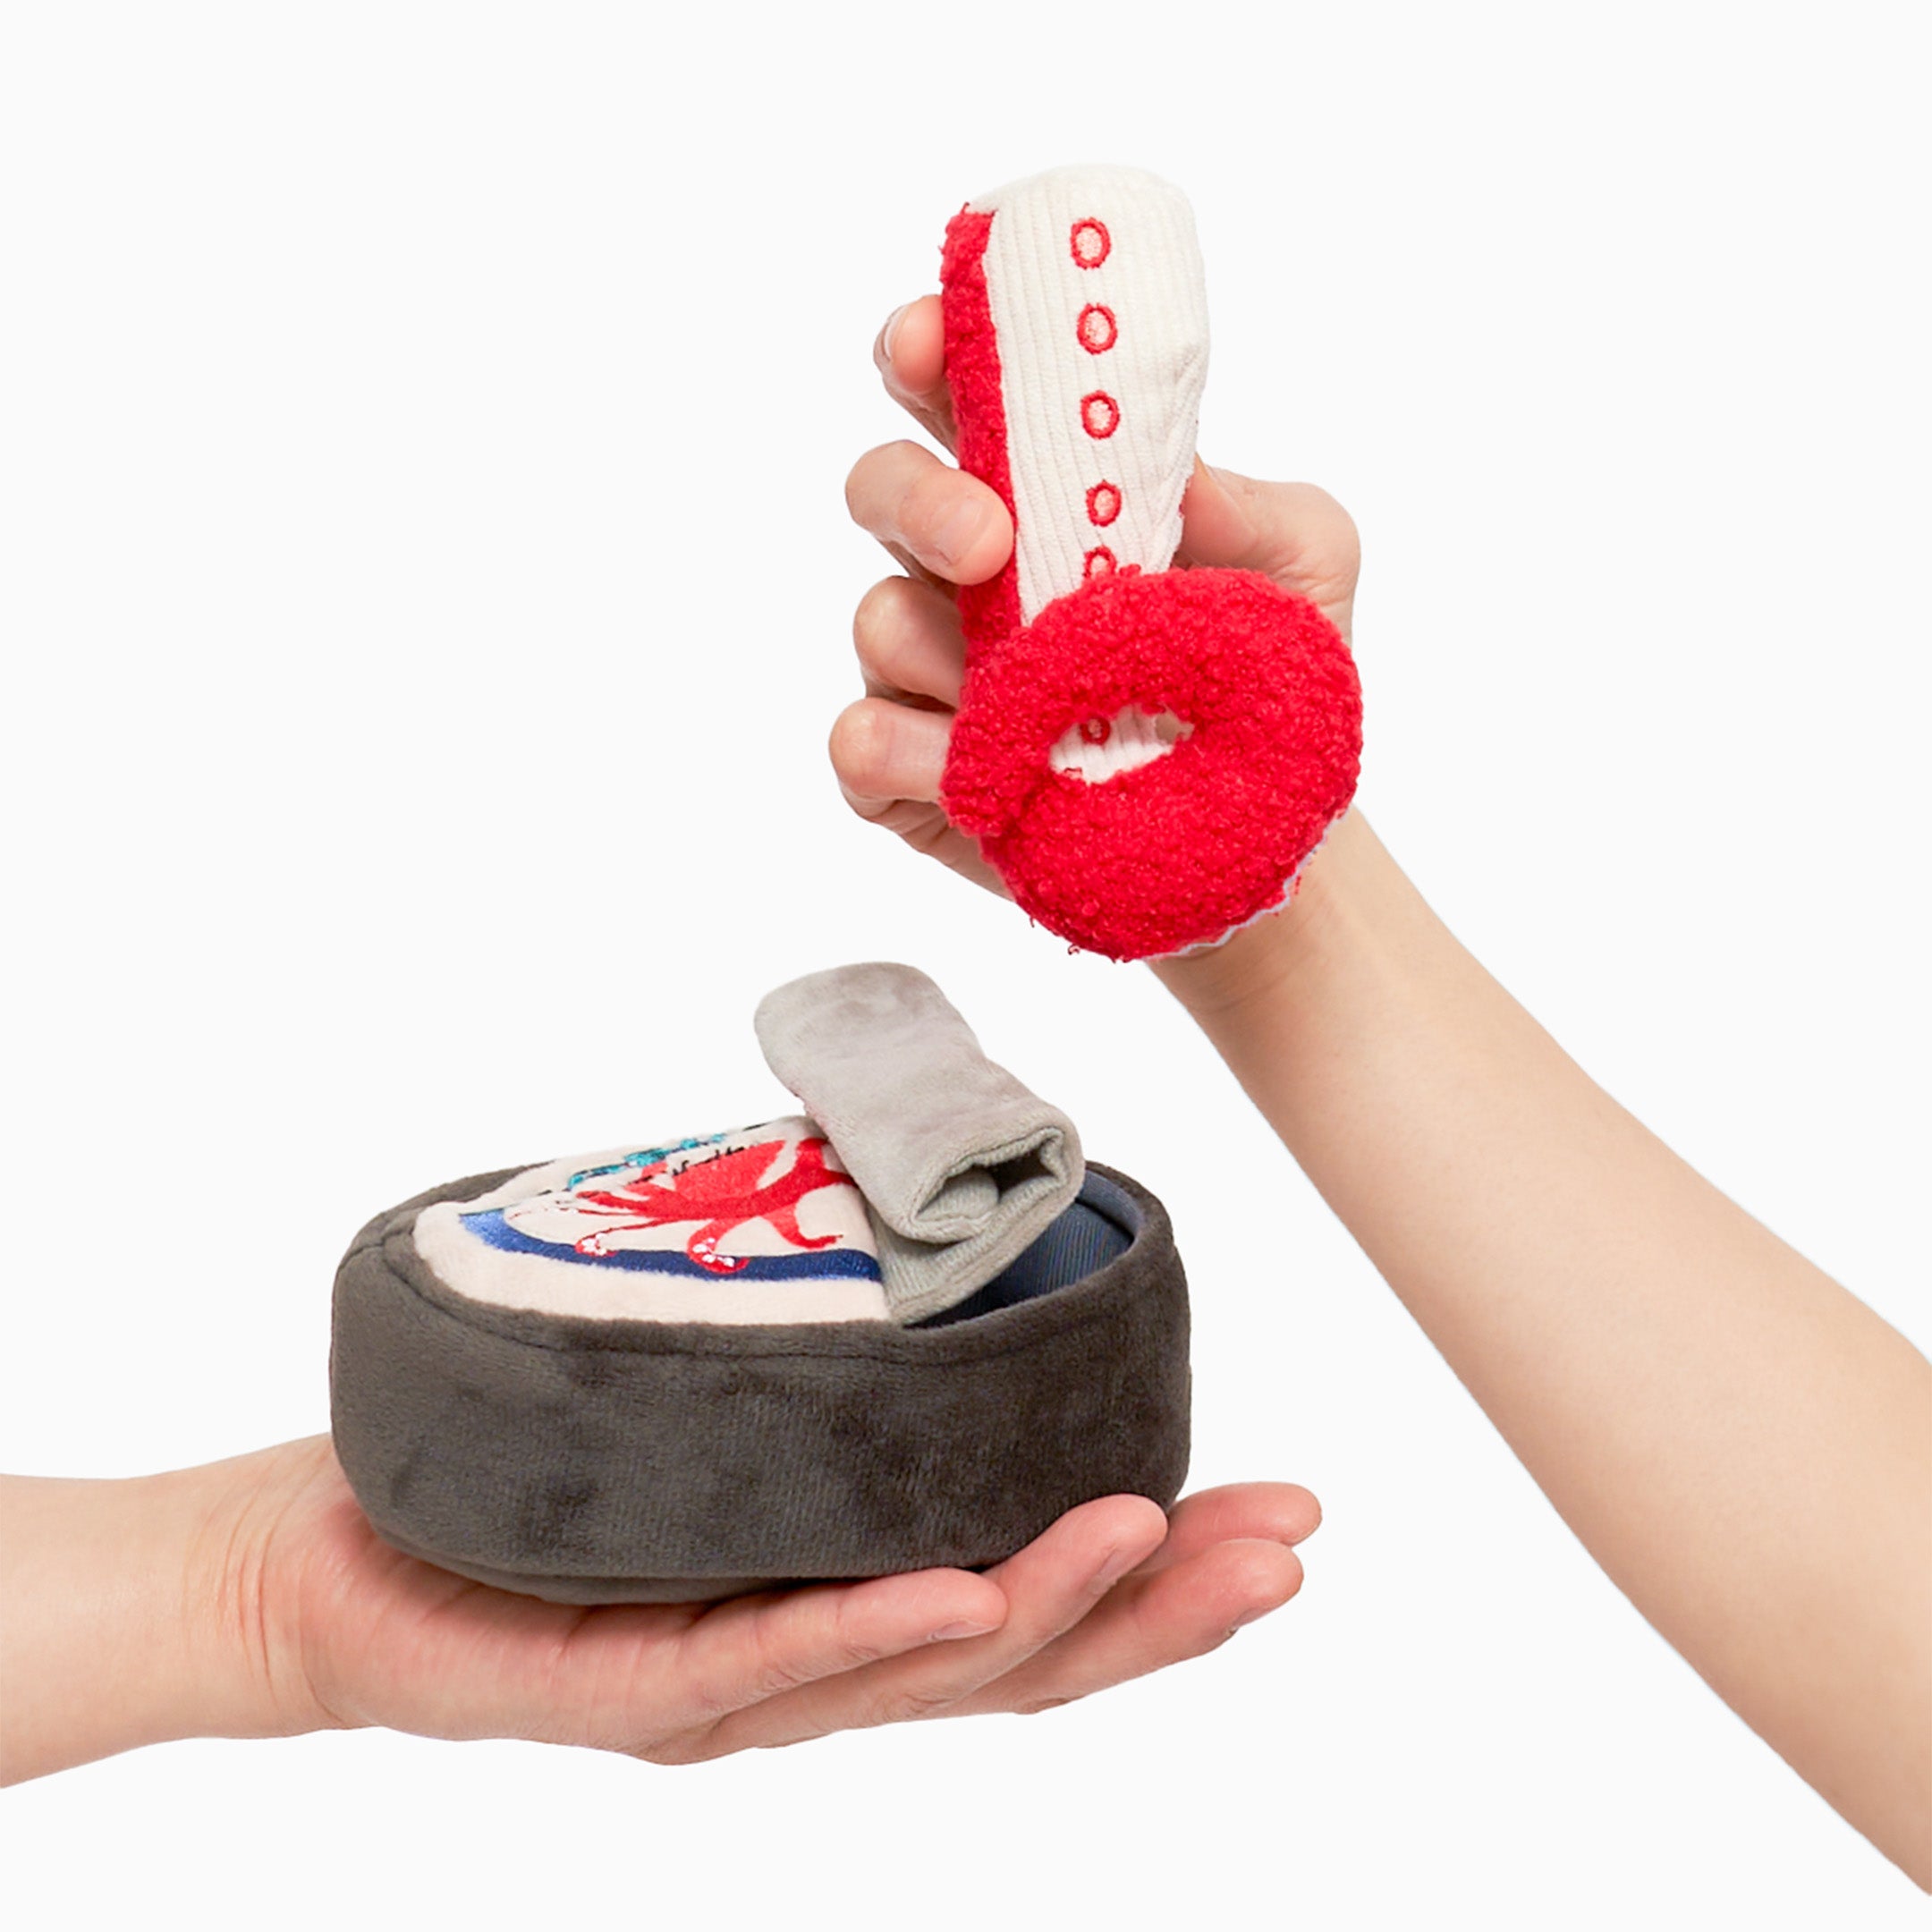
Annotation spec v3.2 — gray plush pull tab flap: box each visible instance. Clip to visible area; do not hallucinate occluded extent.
[754,963,1084,1324]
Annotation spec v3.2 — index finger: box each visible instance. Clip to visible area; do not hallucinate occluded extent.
[661,1494,1170,1758]
[599,1563,1007,1755]
[874,295,955,452]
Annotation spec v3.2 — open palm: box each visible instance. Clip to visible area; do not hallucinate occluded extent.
[233,1436,1316,1761]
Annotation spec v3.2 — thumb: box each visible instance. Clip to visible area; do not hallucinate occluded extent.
[1178,462,1360,642]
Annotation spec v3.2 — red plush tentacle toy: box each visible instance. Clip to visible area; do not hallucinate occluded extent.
[938,165,1364,962]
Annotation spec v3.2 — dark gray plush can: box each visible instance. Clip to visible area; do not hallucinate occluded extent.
[330,1163,1191,1603]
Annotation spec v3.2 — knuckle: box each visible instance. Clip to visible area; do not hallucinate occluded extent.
[852,574,913,654]
[1329,504,1363,569]
[827,701,887,789]
[821,1593,894,1676]
[844,441,915,519]
[842,458,872,518]
[1305,487,1362,572]
[743,1652,820,1704]
[674,1674,741,1731]
[628,1729,713,1767]
[901,464,965,545]
[1015,1694,1076,1718]
[864,1680,962,1728]
[745,1598,890,1705]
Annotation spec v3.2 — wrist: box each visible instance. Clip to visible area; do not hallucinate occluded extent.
[174,1439,345,1746]
[1148,808,1376,1024]
[0,1442,338,1784]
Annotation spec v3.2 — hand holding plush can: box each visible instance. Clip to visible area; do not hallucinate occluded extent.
[938,165,1364,962]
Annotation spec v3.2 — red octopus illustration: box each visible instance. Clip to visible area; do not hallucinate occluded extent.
[566,1136,848,1273]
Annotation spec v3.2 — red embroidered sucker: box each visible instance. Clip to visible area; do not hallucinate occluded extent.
[1080,391,1121,438]
[1070,217,1112,267]
[569,1138,846,1272]
[1076,303,1118,352]
[1087,481,1122,527]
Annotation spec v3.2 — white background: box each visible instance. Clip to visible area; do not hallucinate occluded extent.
[2,2,1926,1924]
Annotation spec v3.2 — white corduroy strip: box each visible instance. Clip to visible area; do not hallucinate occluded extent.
[970,165,1209,623]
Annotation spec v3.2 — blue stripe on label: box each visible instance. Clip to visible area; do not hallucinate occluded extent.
[458,1209,883,1283]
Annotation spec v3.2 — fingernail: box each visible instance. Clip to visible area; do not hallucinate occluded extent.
[880,303,910,365]
[928,1617,996,1643]
[1228,1606,1274,1633]
[1094,1542,1142,1591]
[928,497,990,568]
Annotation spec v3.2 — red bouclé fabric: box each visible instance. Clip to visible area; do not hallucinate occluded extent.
[942,568,1363,962]
[939,209,1021,653]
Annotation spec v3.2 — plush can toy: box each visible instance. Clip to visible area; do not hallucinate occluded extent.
[329,966,1191,1603]
[938,165,1364,961]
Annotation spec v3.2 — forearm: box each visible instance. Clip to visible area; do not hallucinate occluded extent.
[1156,811,1932,1880]
[0,1446,318,1782]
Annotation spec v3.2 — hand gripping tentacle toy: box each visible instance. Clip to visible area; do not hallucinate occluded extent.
[938,165,1364,961]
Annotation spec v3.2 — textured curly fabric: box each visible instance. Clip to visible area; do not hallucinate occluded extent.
[945,567,1362,959]
[939,206,1022,656]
